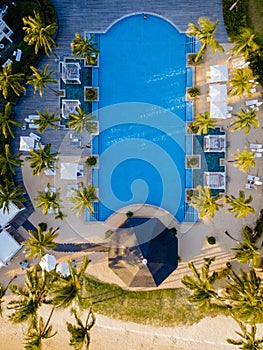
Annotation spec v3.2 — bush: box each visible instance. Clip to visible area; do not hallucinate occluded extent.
[187,87,200,98]
[207,236,216,245]
[126,211,133,219]
[85,156,97,167]
[85,87,98,101]
[170,227,178,235]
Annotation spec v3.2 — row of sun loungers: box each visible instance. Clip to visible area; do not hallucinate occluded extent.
[245,174,262,190]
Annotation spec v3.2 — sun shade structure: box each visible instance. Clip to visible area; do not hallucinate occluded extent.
[0,229,21,268]
[210,100,227,119]
[209,64,228,83]
[0,202,23,228]
[19,136,35,151]
[56,261,70,277]
[39,254,56,272]
[204,135,226,152]
[204,172,226,190]
[60,162,78,180]
[61,62,81,84]
[209,84,227,102]
[108,217,178,287]
[61,99,80,119]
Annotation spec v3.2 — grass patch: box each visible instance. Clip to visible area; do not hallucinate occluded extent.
[86,276,228,327]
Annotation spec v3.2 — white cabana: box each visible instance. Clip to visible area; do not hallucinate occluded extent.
[19,136,35,151]
[0,229,22,268]
[60,162,78,180]
[209,64,228,83]
[204,135,226,152]
[210,100,227,119]
[209,84,227,102]
[0,202,22,228]
[39,254,56,272]
[204,172,226,190]
[56,261,70,277]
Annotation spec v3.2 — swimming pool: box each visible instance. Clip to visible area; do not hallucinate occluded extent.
[92,14,191,222]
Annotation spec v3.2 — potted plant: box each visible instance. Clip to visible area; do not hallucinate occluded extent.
[126,211,133,219]
[85,87,98,101]
[186,155,200,169]
[85,156,97,167]
[207,236,216,245]
[187,87,200,99]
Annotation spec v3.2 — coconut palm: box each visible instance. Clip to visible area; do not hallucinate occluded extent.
[35,184,63,218]
[71,33,99,65]
[0,102,23,138]
[227,320,263,350]
[189,185,223,219]
[191,111,216,134]
[69,182,99,217]
[230,148,255,173]
[0,275,17,317]
[230,107,259,135]
[0,144,23,176]
[51,256,90,310]
[0,62,26,99]
[230,27,260,59]
[225,191,255,219]
[22,224,59,260]
[67,307,95,350]
[22,11,57,56]
[186,17,224,62]
[26,144,58,175]
[68,107,97,135]
[34,109,61,133]
[0,179,26,214]
[228,67,255,97]
[26,65,57,96]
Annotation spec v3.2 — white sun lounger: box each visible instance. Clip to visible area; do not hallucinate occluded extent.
[250,143,263,150]
[29,132,41,142]
[245,99,258,106]
[247,175,260,182]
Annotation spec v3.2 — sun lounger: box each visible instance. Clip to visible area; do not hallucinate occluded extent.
[227,106,233,111]
[255,181,263,186]
[44,169,56,176]
[245,99,258,106]
[247,175,260,182]
[250,88,256,94]
[256,101,263,107]
[245,183,256,190]
[250,143,263,150]
[29,132,41,142]
[29,123,39,129]
[254,152,262,158]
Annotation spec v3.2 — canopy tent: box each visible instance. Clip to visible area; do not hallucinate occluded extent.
[0,202,23,228]
[210,100,227,119]
[19,136,35,151]
[108,217,178,287]
[60,162,78,180]
[204,135,226,152]
[209,64,228,83]
[56,261,70,277]
[0,229,21,268]
[209,84,227,102]
[39,254,56,272]
[204,172,226,190]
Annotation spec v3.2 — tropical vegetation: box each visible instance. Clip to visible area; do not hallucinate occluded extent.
[230,107,259,135]
[225,190,255,218]
[34,108,61,133]
[0,62,26,99]
[69,182,99,216]
[35,183,65,219]
[0,179,26,214]
[26,64,57,96]
[71,33,99,65]
[0,102,23,138]
[26,143,58,175]
[228,67,255,97]
[191,112,216,135]
[230,148,256,173]
[68,106,97,135]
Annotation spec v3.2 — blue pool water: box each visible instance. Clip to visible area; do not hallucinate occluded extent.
[92,14,190,222]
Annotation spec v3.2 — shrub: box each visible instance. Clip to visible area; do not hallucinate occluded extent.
[170,227,178,235]
[85,156,97,167]
[126,211,133,219]
[207,236,216,245]
[85,87,98,101]
[187,87,200,98]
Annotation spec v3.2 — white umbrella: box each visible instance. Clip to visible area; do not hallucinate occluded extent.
[60,162,78,180]
[39,254,56,272]
[56,261,70,277]
[209,64,228,83]
[209,84,227,102]
[19,136,35,151]
[210,101,227,119]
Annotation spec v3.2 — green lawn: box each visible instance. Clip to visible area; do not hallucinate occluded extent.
[247,0,263,46]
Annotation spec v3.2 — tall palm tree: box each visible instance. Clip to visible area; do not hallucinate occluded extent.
[0,275,17,317]
[35,183,63,217]
[69,182,99,217]
[34,109,61,133]
[22,224,59,259]
[0,62,26,99]
[186,17,224,62]
[67,307,95,350]
[22,11,57,56]
[225,191,255,219]
[26,65,57,96]
[68,107,97,135]
[0,102,23,138]
[26,144,58,175]
[0,179,26,214]
[230,107,259,135]
[230,27,260,59]
[191,111,216,134]
[227,320,263,350]
[228,67,255,97]
[189,185,223,219]
[0,144,23,176]
[71,33,99,65]
[230,148,256,173]
[51,256,90,310]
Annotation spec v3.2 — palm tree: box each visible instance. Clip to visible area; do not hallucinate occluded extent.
[0,179,26,214]
[230,148,255,173]
[0,144,23,176]
[0,275,17,317]
[189,185,223,219]
[34,109,61,133]
[225,191,255,219]
[229,27,260,59]
[67,307,95,350]
[26,144,58,175]
[0,102,23,138]
[186,17,224,62]
[230,107,259,135]
[68,107,97,135]
[51,256,90,310]
[227,320,263,350]
[0,62,26,99]
[71,33,99,65]
[22,11,57,56]
[35,184,63,217]
[26,65,57,96]
[22,224,59,259]
[191,111,216,134]
[228,67,255,97]
[69,182,99,217]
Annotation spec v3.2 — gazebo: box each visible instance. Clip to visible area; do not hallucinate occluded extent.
[61,62,81,84]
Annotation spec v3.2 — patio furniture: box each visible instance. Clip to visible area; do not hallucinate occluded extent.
[204,172,226,189]
[29,132,41,142]
[66,184,79,198]
[254,152,262,158]
[245,183,256,190]
[61,99,81,119]
[247,175,260,182]
[29,123,39,129]
[250,143,263,150]
[204,135,225,152]
[245,99,258,106]
[44,168,56,176]
[227,106,233,111]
